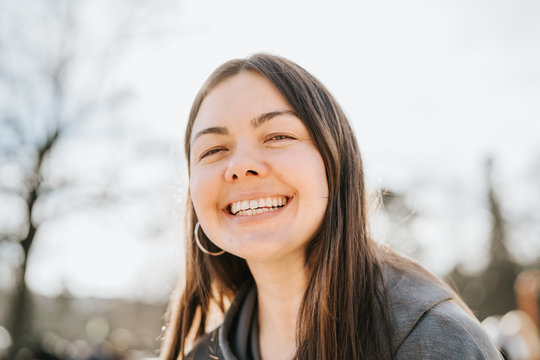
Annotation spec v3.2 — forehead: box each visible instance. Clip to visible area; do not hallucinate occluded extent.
[193,71,293,131]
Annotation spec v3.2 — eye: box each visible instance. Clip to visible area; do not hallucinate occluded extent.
[272,135,291,140]
[200,147,226,159]
[266,134,296,142]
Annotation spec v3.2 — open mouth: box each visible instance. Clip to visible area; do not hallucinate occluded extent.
[228,196,289,216]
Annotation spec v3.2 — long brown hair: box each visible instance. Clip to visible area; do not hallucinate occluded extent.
[161,53,393,359]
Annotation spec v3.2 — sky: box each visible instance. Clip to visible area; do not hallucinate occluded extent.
[2,0,539,301]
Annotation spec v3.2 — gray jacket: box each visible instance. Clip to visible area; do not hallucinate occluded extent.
[187,264,501,359]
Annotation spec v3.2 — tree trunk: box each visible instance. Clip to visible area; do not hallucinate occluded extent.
[7,251,33,359]
[6,130,58,358]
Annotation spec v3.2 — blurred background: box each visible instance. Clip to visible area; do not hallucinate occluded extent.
[0,0,539,359]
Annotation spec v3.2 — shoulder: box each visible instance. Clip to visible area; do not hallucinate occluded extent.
[395,300,502,359]
[378,254,501,359]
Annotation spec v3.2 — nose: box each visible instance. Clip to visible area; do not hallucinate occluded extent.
[224,147,269,182]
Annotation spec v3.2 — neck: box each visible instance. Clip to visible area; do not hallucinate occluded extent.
[247,256,307,360]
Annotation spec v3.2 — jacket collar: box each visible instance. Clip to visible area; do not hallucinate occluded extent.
[201,263,454,359]
[380,264,453,355]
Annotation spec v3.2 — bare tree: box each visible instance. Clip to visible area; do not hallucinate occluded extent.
[0,0,178,357]
[447,158,520,320]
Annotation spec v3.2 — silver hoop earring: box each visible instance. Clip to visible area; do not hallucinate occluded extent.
[194,222,225,256]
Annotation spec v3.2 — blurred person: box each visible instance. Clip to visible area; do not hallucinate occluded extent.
[160,54,502,359]
[483,310,540,360]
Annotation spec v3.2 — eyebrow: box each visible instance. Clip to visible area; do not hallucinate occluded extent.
[191,109,298,144]
[191,126,228,144]
[250,110,298,128]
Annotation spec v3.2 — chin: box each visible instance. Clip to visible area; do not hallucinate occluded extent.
[225,237,304,264]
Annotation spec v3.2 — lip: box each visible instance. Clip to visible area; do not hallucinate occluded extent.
[222,195,293,224]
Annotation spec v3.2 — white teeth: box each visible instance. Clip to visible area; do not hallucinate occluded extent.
[236,207,279,216]
[229,196,288,215]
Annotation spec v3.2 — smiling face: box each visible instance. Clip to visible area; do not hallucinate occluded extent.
[189,71,329,264]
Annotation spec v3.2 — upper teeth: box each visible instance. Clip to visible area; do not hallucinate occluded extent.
[230,196,287,215]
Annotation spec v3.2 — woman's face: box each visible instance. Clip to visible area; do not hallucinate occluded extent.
[189,71,328,263]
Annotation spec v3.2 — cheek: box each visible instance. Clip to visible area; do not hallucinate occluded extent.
[299,150,329,217]
[296,148,328,191]
[273,147,328,205]
[189,168,221,218]
[312,154,329,194]
[310,156,329,212]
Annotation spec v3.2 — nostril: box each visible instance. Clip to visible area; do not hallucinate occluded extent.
[228,169,260,181]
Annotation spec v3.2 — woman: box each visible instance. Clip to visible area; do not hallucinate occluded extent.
[161,54,501,359]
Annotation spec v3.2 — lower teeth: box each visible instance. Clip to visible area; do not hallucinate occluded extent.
[234,205,282,216]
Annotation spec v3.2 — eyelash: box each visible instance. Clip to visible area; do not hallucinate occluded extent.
[200,148,225,159]
[267,134,295,142]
